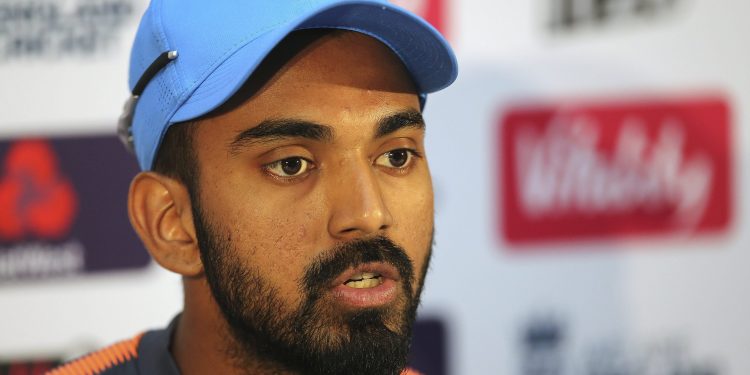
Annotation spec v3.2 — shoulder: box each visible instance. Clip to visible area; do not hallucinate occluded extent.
[47,333,145,375]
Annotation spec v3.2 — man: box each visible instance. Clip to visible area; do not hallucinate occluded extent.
[50,0,456,374]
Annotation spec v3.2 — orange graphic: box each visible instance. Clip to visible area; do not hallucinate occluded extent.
[47,333,144,375]
[0,140,78,241]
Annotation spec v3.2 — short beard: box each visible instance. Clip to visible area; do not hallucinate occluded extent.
[192,199,432,375]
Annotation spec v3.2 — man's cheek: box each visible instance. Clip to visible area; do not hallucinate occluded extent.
[393,195,433,237]
[238,209,318,265]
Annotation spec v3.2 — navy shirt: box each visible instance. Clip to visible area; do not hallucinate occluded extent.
[48,317,180,375]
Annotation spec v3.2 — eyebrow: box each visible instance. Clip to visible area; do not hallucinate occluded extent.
[229,119,334,154]
[228,109,425,155]
[374,109,425,138]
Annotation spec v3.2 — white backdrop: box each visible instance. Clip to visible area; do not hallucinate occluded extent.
[1,0,748,374]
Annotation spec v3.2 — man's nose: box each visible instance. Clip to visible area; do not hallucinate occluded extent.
[327,160,393,240]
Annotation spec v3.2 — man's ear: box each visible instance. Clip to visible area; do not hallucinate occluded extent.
[128,172,203,277]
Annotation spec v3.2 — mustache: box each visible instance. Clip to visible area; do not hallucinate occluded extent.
[302,235,415,297]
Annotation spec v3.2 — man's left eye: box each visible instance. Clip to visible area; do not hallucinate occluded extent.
[264,157,313,178]
[374,149,417,169]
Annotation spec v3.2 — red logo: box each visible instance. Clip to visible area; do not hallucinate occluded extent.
[0,140,78,241]
[392,0,447,35]
[500,96,732,245]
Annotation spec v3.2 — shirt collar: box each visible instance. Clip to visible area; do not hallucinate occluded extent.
[136,314,182,374]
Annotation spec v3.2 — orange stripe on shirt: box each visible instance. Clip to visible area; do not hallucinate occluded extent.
[48,333,145,375]
[402,368,424,375]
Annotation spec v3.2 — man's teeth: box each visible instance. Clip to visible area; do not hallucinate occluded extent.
[344,272,382,288]
[345,277,382,288]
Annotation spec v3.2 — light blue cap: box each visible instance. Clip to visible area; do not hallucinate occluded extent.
[127,0,458,170]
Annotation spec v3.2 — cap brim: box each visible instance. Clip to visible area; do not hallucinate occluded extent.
[170,1,457,123]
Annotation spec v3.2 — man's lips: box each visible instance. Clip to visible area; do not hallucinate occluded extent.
[330,262,401,287]
[328,262,401,308]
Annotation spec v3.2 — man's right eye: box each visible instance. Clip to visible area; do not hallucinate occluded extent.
[263,157,314,178]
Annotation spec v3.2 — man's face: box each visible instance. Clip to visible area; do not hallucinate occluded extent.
[189,32,434,374]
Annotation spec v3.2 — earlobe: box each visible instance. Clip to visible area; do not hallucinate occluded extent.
[128,172,203,277]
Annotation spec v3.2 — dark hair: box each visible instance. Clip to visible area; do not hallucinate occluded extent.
[152,121,200,195]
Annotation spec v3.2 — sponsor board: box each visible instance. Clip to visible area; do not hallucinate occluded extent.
[546,0,683,33]
[499,96,731,245]
[0,135,148,281]
[0,0,136,61]
[391,0,447,35]
[409,317,448,375]
[521,316,721,375]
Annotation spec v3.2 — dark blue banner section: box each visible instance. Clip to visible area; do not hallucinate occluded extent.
[0,135,148,281]
[409,317,448,375]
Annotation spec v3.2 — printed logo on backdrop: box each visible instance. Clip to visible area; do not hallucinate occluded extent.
[0,0,136,61]
[499,96,731,244]
[0,136,148,281]
[391,0,447,35]
[546,0,683,33]
[521,316,721,375]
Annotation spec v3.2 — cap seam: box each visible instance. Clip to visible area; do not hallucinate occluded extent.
[144,0,179,170]
[150,0,168,61]
[154,0,185,100]
[155,0,187,102]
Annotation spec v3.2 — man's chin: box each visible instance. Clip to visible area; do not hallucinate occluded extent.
[287,308,414,375]
[285,292,408,344]
[223,299,414,375]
